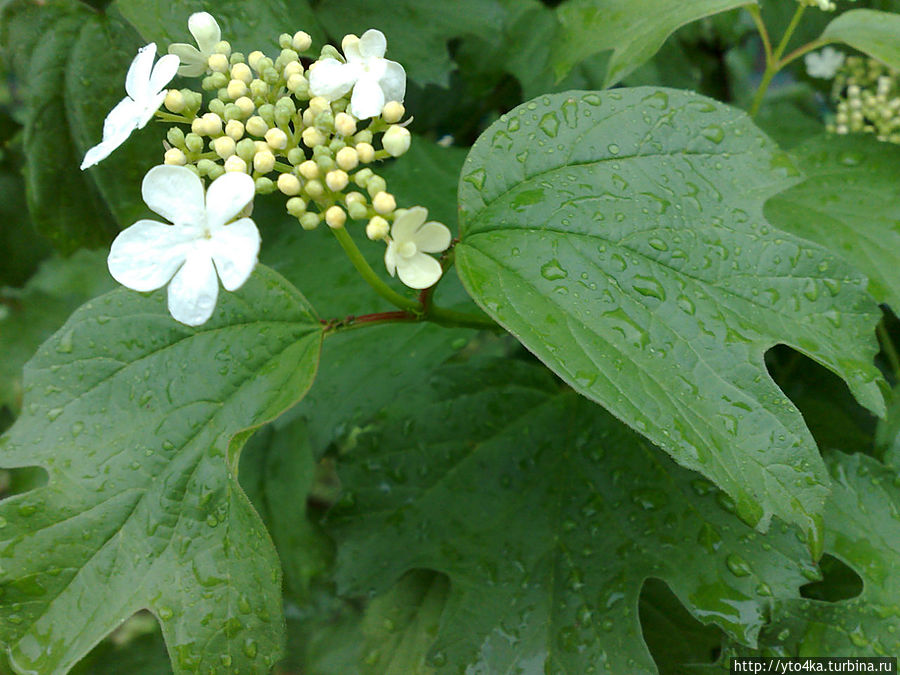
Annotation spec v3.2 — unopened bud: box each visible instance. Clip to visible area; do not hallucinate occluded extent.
[309,96,330,116]
[164,148,187,165]
[254,149,276,173]
[235,96,255,117]
[334,112,357,137]
[231,62,253,84]
[382,125,411,157]
[250,78,269,99]
[325,169,349,191]
[335,146,359,171]
[304,180,324,198]
[185,133,204,153]
[197,159,216,176]
[255,176,276,194]
[372,191,396,214]
[209,53,229,73]
[167,126,186,147]
[245,116,269,137]
[284,61,303,78]
[164,89,186,113]
[287,73,307,93]
[382,101,405,124]
[302,126,326,148]
[265,127,289,150]
[277,173,302,195]
[215,40,232,57]
[366,216,390,240]
[279,33,293,49]
[325,205,347,229]
[225,119,244,141]
[248,51,265,71]
[227,79,249,99]
[356,142,375,163]
[213,135,236,159]
[298,160,319,179]
[292,31,312,52]
[347,200,368,220]
[353,168,374,187]
[236,138,258,162]
[224,155,247,173]
[286,197,307,216]
[367,176,387,196]
[287,148,306,165]
[299,212,320,230]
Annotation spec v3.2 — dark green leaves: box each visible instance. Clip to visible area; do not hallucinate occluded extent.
[821,9,900,71]
[0,266,322,674]
[456,88,886,547]
[330,359,815,674]
[765,134,900,313]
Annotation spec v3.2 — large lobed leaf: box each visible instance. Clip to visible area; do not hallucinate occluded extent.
[821,9,900,72]
[0,266,321,674]
[455,88,886,550]
[330,359,818,674]
[765,134,900,314]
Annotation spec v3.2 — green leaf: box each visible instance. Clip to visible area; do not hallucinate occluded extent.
[1,0,163,252]
[70,615,172,675]
[732,452,900,656]
[551,0,753,87]
[330,359,816,674]
[314,0,508,86]
[455,88,886,548]
[0,250,116,414]
[765,134,900,312]
[114,0,321,53]
[822,9,900,71]
[0,265,322,674]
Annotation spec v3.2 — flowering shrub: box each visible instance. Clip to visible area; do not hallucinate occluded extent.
[1,0,900,673]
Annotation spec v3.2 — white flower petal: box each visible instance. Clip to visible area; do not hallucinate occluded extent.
[107,219,194,291]
[136,90,167,129]
[384,241,398,276]
[397,253,442,289]
[148,53,180,98]
[125,43,157,100]
[414,221,451,253]
[210,218,260,290]
[378,60,406,104]
[167,248,219,326]
[188,12,221,54]
[168,43,206,77]
[342,35,362,63]
[391,207,428,242]
[350,73,386,119]
[205,171,256,228]
[142,165,206,226]
[358,29,387,59]
[81,98,140,169]
[309,59,359,100]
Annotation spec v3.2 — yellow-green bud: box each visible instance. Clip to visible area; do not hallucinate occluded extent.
[382,101,405,124]
[209,98,226,116]
[231,62,253,84]
[261,67,280,85]
[347,200,368,220]
[277,173,302,195]
[213,135,236,159]
[255,176,276,194]
[325,169,349,191]
[235,96,255,118]
[265,127,288,150]
[305,179,324,198]
[299,160,319,179]
[334,112,357,137]
[302,108,315,127]
[284,61,303,78]
[336,146,359,171]
[356,142,375,163]
[245,116,269,137]
[367,176,387,196]
[325,205,346,229]
[286,197,307,216]
[302,126,326,147]
[287,147,306,165]
[248,51,265,71]
[209,53,229,73]
[227,79,249,99]
[185,133,204,153]
[197,159,217,176]
[309,96,330,116]
[354,129,373,144]
[164,89,186,113]
[353,168,374,187]
[229,52,244,65]
[250,78,269,99]
[258,104,276,126]
[299,212,320,230]
[202,112,223,136]
[345,191,366,205]
[223,103,243,121]
[167,126,186,147]
[225,119,244,140]
[253,149,276,173]
[215,41,232,57]
[372,191,396,214]
[224,155,247,173]
[208,163,226,180]
[276,49,300,70]
[236,138,258,162]
[382,125,411,157]
[208,72,228,89]
[164,147,187,165]
[292,31,312,52]
[288,74,309,97]
[366,216,390,241]
[279,33,293,49]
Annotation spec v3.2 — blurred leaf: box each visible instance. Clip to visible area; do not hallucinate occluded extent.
[822,9,900,71]
[0,266,321,674]
[330,359,816,674]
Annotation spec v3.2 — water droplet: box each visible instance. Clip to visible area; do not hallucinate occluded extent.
[541,260,568,281]
[464,168,486,190]
[242,638,258,659]
[701,125,725,144]
[607,143,620,155]
[648,238,668,252]
[539,112,560,138]
[70,422,84,438]
[46,408,64,421]
[157,606,174,620]
[726,554,752,577]
[632,276,666,301]
[643,91,669,110]
[57,329,74,354]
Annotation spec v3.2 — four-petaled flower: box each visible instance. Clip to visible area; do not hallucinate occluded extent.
[384,207,451,289]
[108,165,261,326]
[168,12,221,77]
[80,43,179,170]
[309,29,405,120]
[805,46,845,79]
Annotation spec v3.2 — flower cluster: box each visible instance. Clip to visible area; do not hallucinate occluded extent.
[827,56,900,144]
[81,13,452,325]
[805,47,845,80]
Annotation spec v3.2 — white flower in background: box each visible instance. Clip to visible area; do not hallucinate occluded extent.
[168,12,221,77]
[108,165,261,326]
[80,44,179,170]
[384,207,451,289]
[309,29,406,119]
[805,47,846,79]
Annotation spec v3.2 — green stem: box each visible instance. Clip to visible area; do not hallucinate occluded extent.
[154,111,194,124]
[878,321,900,381]
[748,4,806,117]
[780,37,827,69]
[426,305,500,331]
[746,5,772,63]
[773,4,806,62]
[330,225,422,313]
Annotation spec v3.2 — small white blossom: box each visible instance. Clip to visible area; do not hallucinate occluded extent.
[805,47,845,79]
[80,44,179,170]
[384,207,451,289]
[309,29,405,120]
[168,12,221,77]
[108,165,261,326]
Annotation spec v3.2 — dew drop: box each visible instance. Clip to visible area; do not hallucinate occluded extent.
[541,259,568,281]
[539,112,560,138]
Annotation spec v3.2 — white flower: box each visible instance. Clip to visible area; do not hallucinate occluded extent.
[384,207,451,289]
[168,12,221,77]
[309,29,406,119]
[80,44,179,170]
[108,165,261,326]
[805,47,845,79]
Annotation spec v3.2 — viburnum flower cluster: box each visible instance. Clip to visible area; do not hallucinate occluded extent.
[81,13,452,326]
[827,55,900,144]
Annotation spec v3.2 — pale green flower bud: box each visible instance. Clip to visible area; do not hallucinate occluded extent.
[185,133,204,153]
[325,205,346,229]
[209,53,229,73]
[372,191,396,214]
[277,173,302,195]
[261,67,280,85]
[305,179,324,198]
[254,149,276,173]
[167,127,186,147]
[235,97,255,118]
[382,101,405,124]
[208,72,228,89]
[299,212,320,230]
[356,142,375,163]
[255,176,276,194]
[284,61,303,78]
[231,62,252,84]
[258,104,276,126]
[334,112,357,137]
[236,138,258,162]
[265,127,288,150]
[245,116,269,137]
[286,196,307,216]
[213,135,236,158]
[229,52,245,65]
[302,126,326,147]
[208,163,226,180]
[164,89,186,113]
[325,169,349,191]
[215,40,232,57]
[354,129,373,144]
[316,155,335,172]
[347,200,368,221]
[248,51,265,71]
[227,79,249,99]
[279,33,292,49]
[366,216,390,241]
[197,159,217,176]
[164,147,187,165]
[250,78,269,99]
[224,155,247,173]
[299,160,319,179]
[292,31,312,52]
[320,44,341,61]
[336,146,359,171]
[367,176,387,196]
[383,125,411,157]
[209,99,226,116]
[309,96,330,116]
[276,49,299,71]
[287,147,305,165]
[353,168,374,187]
[223,103,243,122]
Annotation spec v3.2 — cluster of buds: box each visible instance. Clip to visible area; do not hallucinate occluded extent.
[828,56,900,144]
[797,0,838,10]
